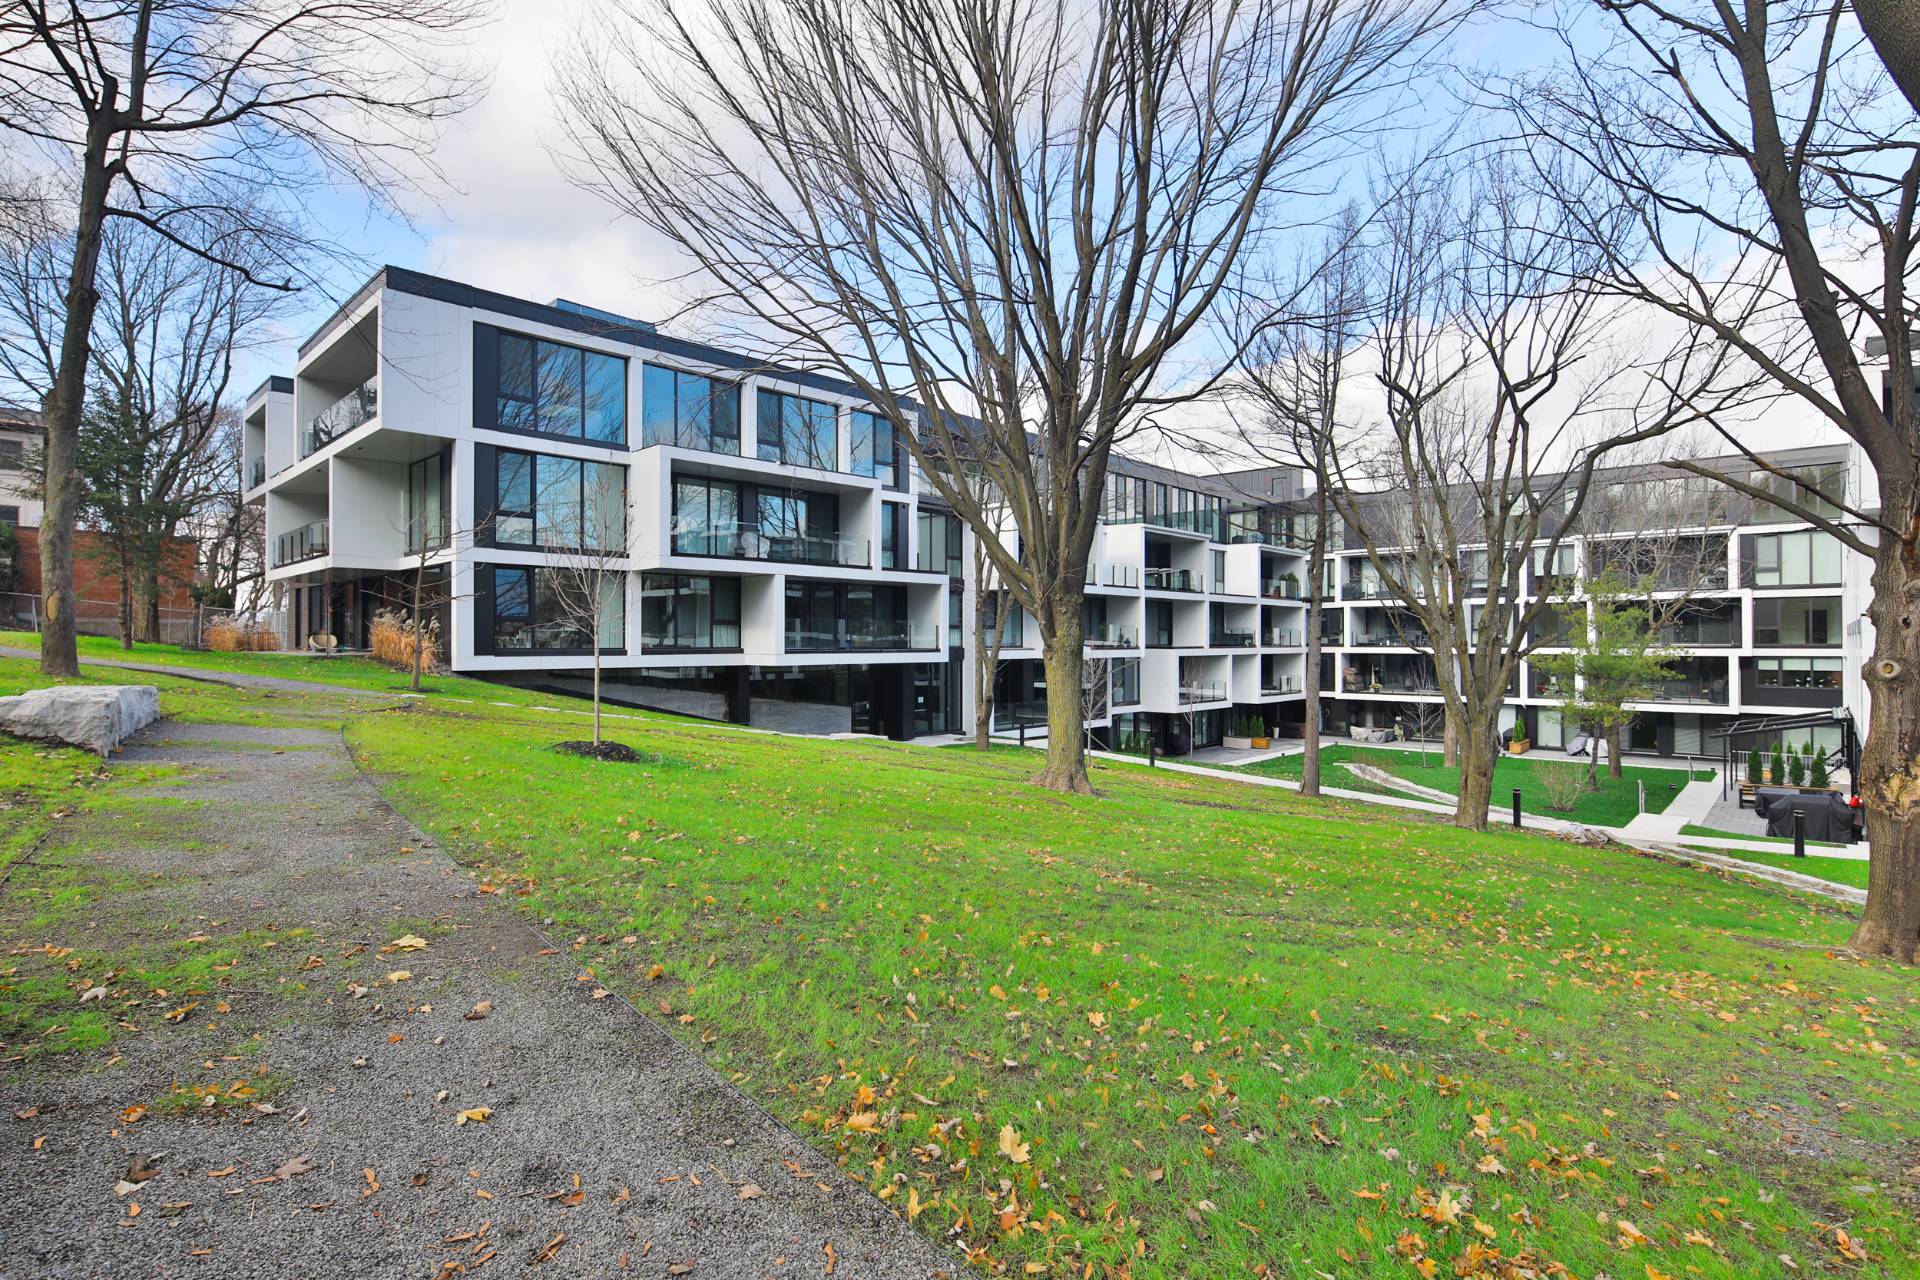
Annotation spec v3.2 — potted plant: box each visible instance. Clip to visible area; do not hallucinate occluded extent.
[1508,735,1532,755]
[1787,747,1806,787]
[1747,746,1763,787]
[1810,750,1831,791]
[1247,714,1270,751]
[1768,742,1785,785]
[1223,714,1269,752]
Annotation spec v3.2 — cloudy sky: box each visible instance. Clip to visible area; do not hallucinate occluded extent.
[253,0,1855,462]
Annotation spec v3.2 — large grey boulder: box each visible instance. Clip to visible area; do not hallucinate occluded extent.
[0,684,160,755]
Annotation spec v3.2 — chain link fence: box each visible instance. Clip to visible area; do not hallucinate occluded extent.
[1,591,285,649]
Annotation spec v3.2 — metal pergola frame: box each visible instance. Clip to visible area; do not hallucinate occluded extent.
[1709,708,1860,801]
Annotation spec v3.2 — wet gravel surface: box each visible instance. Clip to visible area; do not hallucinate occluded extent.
[0,711,955,1279]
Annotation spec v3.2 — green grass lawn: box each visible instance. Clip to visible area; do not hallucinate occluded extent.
[5,649,1915,1277]
[1681,822,1846,850]
[0,630,558,705]
[1232,743,1711,826]
[1679,845,1873,891]
[340,699,1915,1279]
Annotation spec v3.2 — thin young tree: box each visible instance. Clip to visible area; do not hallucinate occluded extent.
[539,463,629,748]
[0,0,487,677]
[1512,0,1920,957]
[557,0,1472,793]
[971,511,1012,750]
[1232,218,1367,797]
[1533,569,1684,787]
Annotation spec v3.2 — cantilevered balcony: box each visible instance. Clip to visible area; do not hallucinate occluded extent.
[1179,681,1228,704]
[1086,623,1140,648]
[301,378,377,458]
[275,519,329,566]
[1208,627,1256,648]
[785,619,938,653]
[675,523,871,569]
[1144,566,1202,592]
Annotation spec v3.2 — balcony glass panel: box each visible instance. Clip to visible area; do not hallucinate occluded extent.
[302,379,376,457]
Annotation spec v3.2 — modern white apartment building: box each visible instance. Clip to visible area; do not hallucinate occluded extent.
[247,268,1872,758]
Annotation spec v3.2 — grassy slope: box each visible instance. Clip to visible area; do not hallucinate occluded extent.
[1679,845,1873,891]
[344,699,1918,1279]
[0,631,554,705]
[1682,822,1845,850]
[1233,744,1709,826]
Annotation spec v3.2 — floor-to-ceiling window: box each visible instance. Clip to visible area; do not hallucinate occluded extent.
[642,364,740,454]
[757,388,838,470]
[478,326,626,444]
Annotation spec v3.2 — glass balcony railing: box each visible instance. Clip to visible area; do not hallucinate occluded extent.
[1108,510,1228,540]
[675,524,870,568]
[992,699,1051,731]
[1085,623,1140,648]
[1352,628,1431,648]
[1209,628,1256,648]
[1104,565,1141,589]
[1260,676,1302,695]
[248,456,265,488]
[1144,567,1202,592]
[1260,578,1301,599]
[1179,681,1228,704]
[1262,628,1302,647]
[302,378,377,458]
[275,519,329,566]
[642,623,743,651]
[1643,677,1729,704]
[786,620,938,653]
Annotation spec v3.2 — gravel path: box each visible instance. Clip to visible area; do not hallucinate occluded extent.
[0,712,954,1279]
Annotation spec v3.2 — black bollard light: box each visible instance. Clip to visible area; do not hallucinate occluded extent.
[1511,788,1522,828]
[1793,808,1806,859]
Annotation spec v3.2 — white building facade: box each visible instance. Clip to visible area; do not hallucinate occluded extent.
[248,268,1872,758]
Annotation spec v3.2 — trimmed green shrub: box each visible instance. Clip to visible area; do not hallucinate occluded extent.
[1747,746,1763,785]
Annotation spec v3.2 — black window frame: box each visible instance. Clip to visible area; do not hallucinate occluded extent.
[476,324,628,446]
[639,572,743,652]
[757,387,839,471]
[641,362,741,454]
[480,562,627,656]
[484,446,627,554]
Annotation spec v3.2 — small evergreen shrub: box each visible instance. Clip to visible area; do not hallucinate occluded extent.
[1746,746,1763,785]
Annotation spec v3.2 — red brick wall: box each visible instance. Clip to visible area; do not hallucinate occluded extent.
[12,526,199,611]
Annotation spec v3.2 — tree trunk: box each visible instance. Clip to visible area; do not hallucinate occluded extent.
[591,622,604,747]
[1607,723,1625,780]
[117,547,134,651]
[138,570,161,644]
[1301,514,1326,798]
[1033,602,1092,794]
[1442,713,1459,768]
[1854,0,1920,116]
[1851,539,1920,961]
[39,129,118,678]
[972,579,1003,750]
[410,563,425,692]
[1454,714,1499,830]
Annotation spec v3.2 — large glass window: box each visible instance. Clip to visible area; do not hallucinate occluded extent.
[916,510,962,576]
[1745,529,1843,588]
[640,574,741,650]
[1755,597,1839,646]
[1754,656,1844,689]
[1111,656,1141,706]
[489,565,625,652]
[851,410,902,486]
[881,502,907,570]
[758,389,838,469]
[1748,461,1846,521]
[642,364,740,453]
[407,453,447,553]
[783,583,916,651]
[484,328,626,443]
[491,449,626,551]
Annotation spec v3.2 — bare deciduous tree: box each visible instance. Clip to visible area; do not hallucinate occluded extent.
[1512,0,1920,957]
[538,464,629,748]
[557,0,1471,793]
[1295,157,1716,829]
[0,0,488,676]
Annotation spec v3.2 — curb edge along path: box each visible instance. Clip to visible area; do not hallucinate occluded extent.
[0,678,956,1279]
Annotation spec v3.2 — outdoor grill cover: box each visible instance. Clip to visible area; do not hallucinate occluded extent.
[1754,789,1855,842]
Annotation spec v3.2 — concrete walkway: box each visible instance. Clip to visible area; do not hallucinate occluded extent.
[0,707,952,1277]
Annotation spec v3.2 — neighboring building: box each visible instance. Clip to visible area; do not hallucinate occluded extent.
[0,403,43,530]
[248,266,1873,756]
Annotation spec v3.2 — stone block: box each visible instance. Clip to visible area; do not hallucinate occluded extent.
[0,684,160,755]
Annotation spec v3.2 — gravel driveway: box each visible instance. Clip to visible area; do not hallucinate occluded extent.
[1,700,954,1279]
